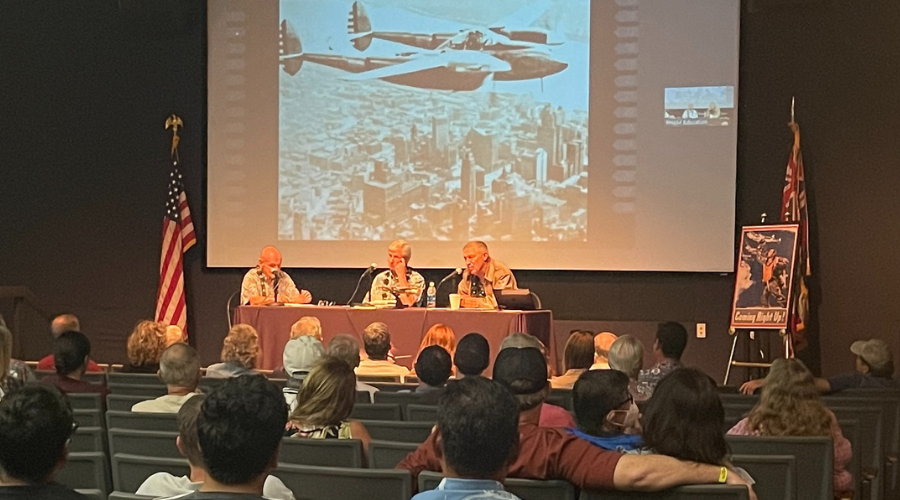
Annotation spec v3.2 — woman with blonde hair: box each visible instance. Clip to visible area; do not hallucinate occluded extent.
[413,324,457,375]
[287,356,372,459]
[728,358,852,494]
[121,320,167,373]
[205,324,260,378]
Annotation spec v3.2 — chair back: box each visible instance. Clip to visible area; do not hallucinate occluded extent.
[111,453,190,493]
[36,370,107,386]
[358,375,403,383]
[67,393,103,410]
[108,383,168,398]
[350,403,402,421]
[358,420,435,443]
[107,394,154,412]
[579,485,750,500]
[56,451,112,499]
[368,382,416,392]
[108,373,164,386]
[730,454,795,500]
[726,435,832,500]
[70,426,106,453]
[106,410,178,432]
[373,391,432,415]
[279,438,364,468]
[74,409,104,428]
[830,405,884,500]
[356,390,373,403]
[108,493,155,500]
[368,440,420,469]
[546,389,573,411]
[405,404,438,422]
[108,429,181,459]
[836,417,863,497]
[274,463,411,500]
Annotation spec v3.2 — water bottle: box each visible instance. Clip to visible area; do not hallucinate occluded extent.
[426,281,437,308]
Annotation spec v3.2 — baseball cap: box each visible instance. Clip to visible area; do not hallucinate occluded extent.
[850,339,892,371]
[283,336,324,379]
[492,347,548,394]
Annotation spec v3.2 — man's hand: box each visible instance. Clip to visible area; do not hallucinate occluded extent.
[391,258,408,280]
[460,296,490,309]
[249,295,275,306]
[298,289,312,304]
[739,379,764,395]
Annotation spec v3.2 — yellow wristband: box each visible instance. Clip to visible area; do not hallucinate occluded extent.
[718,467,728,483]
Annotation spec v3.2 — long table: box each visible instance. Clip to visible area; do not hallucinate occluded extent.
[234,305,555,374]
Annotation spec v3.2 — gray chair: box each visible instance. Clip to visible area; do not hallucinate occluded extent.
[107,383,168,398]
[837,418,864,499]
[350,403,402,421]
[56,451,111,499]
[108,493,154,500]
[356,390,373,403]
[111,453,190,493]
[419,471,576,500]
[70,426,105,453]
[106,411,178,432]
[368,440,420,469]
[730,454,795,500]
[358,420,435,443]
[74,409,104,428]
[279,437,364,468]
[107,394,154,412]
[197,377,227,394]
[67,393,103,410]
[373,391,430,415]
[405,404,438,422]
[726,435,832,500]
[831,405,884,500]
[546,389,573,411]
[74,489,104,500]
[108,429,181,459]
[579,485,750,500]
[36,370,106,386]
[108,373,164,386]
[358,375,403,384]
[274,463,411,500]
[369,382,418,392]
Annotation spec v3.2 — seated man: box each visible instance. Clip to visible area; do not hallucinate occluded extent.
[366,239,426,307]
[132,343,201,413]
[240,245,312,305]
[453,333,490,378]
[571,370,642,452]
[36,314,102,372]
[498,332,574,428]
[282,335,324,386]
[355,322,410,382]
[398,347,755,496]
[137,393,294,499]
[328,334,379,402]
[414,346,452,402]
[638,322,688,397]
[411,377,521,500]
[0,385,86,499]
[458,241,517,309]
[41,331,109,397]
[590,332,618,370]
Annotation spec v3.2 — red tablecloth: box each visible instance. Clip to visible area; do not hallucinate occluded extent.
[233,305,555,375]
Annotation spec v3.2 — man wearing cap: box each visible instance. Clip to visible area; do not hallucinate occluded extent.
[399,347,757,496]
[740,338,896,394]
[590,332,618,370]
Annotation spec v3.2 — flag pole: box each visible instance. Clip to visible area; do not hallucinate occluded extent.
[165,114,183,161]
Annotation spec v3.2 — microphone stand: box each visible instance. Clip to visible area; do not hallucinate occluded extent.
[347,268,374,305]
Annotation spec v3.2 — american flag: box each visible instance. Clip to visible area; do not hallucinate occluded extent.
[781,122,810,352]
[155,158,196,334]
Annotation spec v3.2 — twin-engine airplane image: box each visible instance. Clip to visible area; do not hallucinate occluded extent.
[279,1,569,91]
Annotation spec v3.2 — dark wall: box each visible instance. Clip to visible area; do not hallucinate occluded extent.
[2,0,898,381]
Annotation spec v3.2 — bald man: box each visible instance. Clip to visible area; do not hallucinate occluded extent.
[240,246,312,305]
[365,239,425,307]
[590,331,618,370]
[458,241,517,309]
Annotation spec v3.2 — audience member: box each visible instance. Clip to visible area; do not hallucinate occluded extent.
[36,314,102,372]
[499,332,556,377]
[0,316,35,398]
[498,332,574,428]
[411,377,521,500]
[41,331,109,397]
[120,320,167,373]
[132,343,201,413]
[399,348,756,496]
[728,358,852,494]
[414,345,452,401]
[741,338,897,394]
[164,325,186,346]
[415,324,457,373]
[607,335,647,402]
[281,335,324,386]
[205,324,260,378]
[453,332,490,378]
[637,322,687,397]
[590,331,618,370]
[355,322,410,382]
[551,330,594,389]
[327,334,379,402]
[289,316,323,342]
[287,356,372,458]
[0,385,85,499]
[137,393,295,499]
[571,369,642,452]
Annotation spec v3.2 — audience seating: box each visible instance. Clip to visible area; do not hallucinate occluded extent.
[67,393,104,410]
[107,373,164,386]
[74,489,104,500]
[107,384,168,398]
[274,463,412,500]
[108,429,181,459]
[368,440,420,469]
[356,390,373,403]
[74,409,104,428]
[56,451,112,499]
[357,375,404,384]
[111,453,190,493]
[70,426,106,453]
[726,435,832,500]
[419,471,577,500]
[108,493,154,500]
[107,394,154,412]
[106,411,178,432]
[369,382,418,392]
[405,404,438,422]
[546,389,573,411]
[351,403,403,421]
[836,417,865,500]
[35,370,107,386]
[197,376,228,393]
[358,420,435,443]
[269,378,287,390]
[579,485,750,500]
[831,405,884,500]
[729,454,795,500]
[373,391,431,415]
[278,437,364,468]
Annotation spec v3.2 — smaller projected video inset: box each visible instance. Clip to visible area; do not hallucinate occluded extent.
[663,86,734,127]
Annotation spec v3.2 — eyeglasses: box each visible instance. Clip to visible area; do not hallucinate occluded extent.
[615,393,634,409]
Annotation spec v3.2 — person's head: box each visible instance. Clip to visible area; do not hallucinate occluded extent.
[593,332,618,365]
[435,376,519,481]
[257,246,283,279]
[176,393,207,467]
[363,322,391,361]
[283,336,324,380]
[159,343,202,390]
[851,339,894,378]
[198,375,287,485]
[418,323,457,359]
[388,239,412,268]
[54,331,91,377]
[50,314,80,338]
[126,320,167,367]
[454,333,490,377]
[462,241,490,276]
[290,356,357,427]
[572,369,636,437]
[641,368,728,465]
[415,345,453,388]
[493,347,549,411]
[164,325,185,347]
[608,335,645,380]
[0,385,76,484]
[563,330,594,372]
[290,316,323,342]
[220,324,260,369]
[327,334,362,369]
[499,332,553,377]
[747,358,830,436]
[654,321,688,361]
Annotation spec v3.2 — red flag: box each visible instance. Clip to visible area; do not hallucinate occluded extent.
[155,157,196,334]
[781,122,810,352]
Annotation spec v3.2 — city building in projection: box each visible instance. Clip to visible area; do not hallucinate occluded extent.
[277,0,589,242]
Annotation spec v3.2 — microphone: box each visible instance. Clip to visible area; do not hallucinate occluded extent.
[436,267,463,290]
[273,270,281,302]
[347,263,378,305]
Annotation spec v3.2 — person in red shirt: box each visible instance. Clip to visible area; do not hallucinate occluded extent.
[36,314,102,373]
[40,331,109,398]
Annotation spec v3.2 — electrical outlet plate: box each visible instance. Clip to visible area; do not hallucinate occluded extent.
[696,323,706,338]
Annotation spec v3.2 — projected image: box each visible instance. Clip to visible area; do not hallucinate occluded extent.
[664,86,734,127]
[277,0,589,242]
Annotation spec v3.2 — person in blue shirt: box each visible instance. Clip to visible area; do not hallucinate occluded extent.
[411,376,521,500]
[570,369,642,452]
